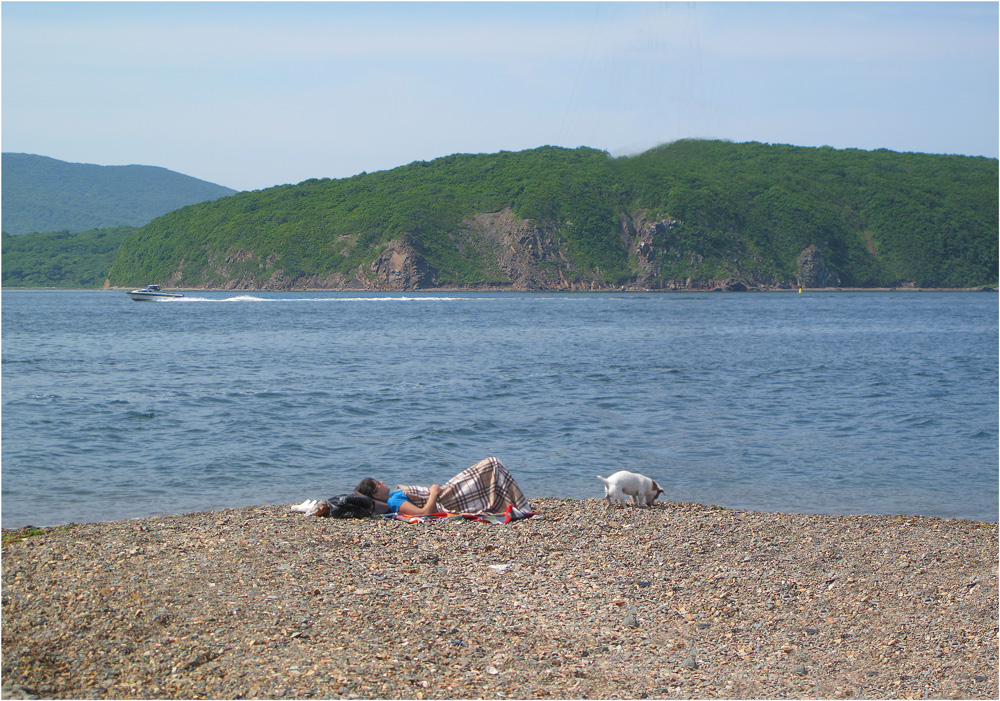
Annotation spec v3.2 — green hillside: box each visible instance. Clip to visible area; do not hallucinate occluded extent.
[620,140,998,288]
[5,141,995,290]
[2,227,135,288]
[107,140,997,291]
[1,153,237,235]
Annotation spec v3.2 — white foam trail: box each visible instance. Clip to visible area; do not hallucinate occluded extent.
[165,295,485,303]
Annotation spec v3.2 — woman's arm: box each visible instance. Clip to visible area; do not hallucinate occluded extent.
[396,484,445,516]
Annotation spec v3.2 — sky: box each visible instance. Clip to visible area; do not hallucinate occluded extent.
[2,1,997,192]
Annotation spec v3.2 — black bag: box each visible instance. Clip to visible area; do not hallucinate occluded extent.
[325,493,375,519]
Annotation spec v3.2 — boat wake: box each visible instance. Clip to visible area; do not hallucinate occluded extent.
[172,295,480,303]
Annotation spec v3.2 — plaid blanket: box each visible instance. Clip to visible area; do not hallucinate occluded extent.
[397,456,532,515]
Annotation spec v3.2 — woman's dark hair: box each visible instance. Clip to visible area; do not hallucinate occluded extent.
[355,478,378,498]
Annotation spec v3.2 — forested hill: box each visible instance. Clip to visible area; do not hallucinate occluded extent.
[46,141,1000,290]
[1,153,237,235]
[2,227,135,288]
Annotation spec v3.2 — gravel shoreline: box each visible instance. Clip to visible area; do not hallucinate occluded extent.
[2,498,997,699]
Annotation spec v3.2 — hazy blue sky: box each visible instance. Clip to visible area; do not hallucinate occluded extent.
[3,1,997,191]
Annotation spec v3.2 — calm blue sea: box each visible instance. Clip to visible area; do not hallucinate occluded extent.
[2,289,997,527]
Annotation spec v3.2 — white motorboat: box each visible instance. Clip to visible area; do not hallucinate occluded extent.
[127,284,185,301]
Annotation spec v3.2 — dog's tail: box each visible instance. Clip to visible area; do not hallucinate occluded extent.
[596,475,609,486]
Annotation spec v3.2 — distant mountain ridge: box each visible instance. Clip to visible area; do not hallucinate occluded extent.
[3,141,996,290]
[107,140,998,291]
[1,153,237,235]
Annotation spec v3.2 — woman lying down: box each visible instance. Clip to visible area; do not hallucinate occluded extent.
[292,456,532,518]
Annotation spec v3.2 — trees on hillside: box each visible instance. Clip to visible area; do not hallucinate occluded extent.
[6,141,997,290]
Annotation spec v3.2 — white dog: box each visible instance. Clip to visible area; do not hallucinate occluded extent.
[597,471,664,507]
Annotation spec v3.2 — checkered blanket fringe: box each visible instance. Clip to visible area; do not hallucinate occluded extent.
[385,504,538,525]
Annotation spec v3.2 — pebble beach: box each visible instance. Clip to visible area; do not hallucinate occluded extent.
[2,498,997,700]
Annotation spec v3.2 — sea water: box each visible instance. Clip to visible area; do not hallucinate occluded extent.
[2,289,996,527]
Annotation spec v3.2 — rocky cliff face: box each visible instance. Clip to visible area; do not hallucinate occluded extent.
[172,208,842,292]
[367,239,438,290]
[618,210,798,292]
[457,209,578,290]
[795,243,842,288]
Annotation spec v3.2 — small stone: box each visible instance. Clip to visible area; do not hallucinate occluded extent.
[681,655,698,670]
[624,613,639,628]
[1,683,40,700]
[791,664,808,676]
